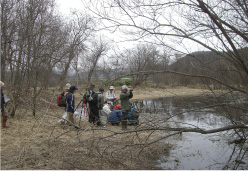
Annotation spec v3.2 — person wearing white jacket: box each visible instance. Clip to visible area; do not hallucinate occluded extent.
[100,101,112,127]
[105,86,116,102]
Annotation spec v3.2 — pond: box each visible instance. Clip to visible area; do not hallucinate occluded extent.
[135,95,248,170]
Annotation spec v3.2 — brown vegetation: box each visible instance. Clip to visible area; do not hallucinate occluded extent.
[1,87,185,170]
[1,0,248,169]
[1,113,170,169]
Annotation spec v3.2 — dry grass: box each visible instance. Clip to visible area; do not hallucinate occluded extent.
[107,86,214,101]
[1,86,209,170]
[1,109,169,169]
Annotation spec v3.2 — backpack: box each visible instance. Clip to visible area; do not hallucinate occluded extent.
[57,92,67,107]
[97,93,104,110]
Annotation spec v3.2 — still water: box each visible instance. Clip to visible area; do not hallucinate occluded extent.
[136,95,248,170]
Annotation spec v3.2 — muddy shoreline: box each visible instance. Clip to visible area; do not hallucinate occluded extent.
[110,86,217,101]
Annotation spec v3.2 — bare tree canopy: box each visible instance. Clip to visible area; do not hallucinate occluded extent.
[1,0,248,170]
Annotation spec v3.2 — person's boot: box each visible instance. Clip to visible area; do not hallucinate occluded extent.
[2,116,9,128]
[121,120,128,130]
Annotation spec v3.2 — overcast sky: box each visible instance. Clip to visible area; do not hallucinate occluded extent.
[56,0,138,49]
[56,0,83,16]
[56,0,208,57]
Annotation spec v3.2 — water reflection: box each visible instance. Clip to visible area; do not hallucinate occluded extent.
[135,95,248,170]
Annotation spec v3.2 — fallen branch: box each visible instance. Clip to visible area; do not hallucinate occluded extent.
[132,124,248,134]
[44,111,248,137]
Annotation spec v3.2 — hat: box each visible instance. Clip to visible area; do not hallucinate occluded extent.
[65,83,71,90]
[121,85,128,90]
[113,105,121,110]
[99,88,104,92]
[109,86,115,90]
[0,81,4,88]
[70,85,78,90]
[107,101,113,105]
[89,83,95,88]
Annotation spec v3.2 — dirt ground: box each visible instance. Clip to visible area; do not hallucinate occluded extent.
[1,87,212,170]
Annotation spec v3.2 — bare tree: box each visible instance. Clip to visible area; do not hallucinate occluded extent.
[123,44,160,87]
[76,40,107,87]
[85,0,248,144]
[1,0,248,170]
[87,0,248,91]
[1,0,84,116]
[58,12,94,90]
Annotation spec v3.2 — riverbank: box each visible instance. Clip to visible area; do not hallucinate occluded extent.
[111,86,216,101]
[1,86,218,170]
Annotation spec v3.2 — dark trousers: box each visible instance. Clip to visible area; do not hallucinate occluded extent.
[89,105,100,125]
[121,112,128,121]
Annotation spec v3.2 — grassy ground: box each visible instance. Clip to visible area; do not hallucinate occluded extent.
[1,86,212,169]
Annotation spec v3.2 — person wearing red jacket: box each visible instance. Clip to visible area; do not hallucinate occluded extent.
[58,83,71,124]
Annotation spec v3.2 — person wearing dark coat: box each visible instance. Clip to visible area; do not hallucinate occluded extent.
[83,84,100,126]
[120,85,133,130]
[65,85,78,126]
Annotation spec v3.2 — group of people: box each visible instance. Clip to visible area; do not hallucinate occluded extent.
[0,80,133,130]
[60,83,133,130]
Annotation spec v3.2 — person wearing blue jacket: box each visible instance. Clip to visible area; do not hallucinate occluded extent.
[108,109,122,125]
[65,85,78,126]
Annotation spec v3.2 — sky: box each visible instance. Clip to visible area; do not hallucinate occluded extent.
[56,0,136,49]
[56,0,83,16]
[55,0,209,57]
